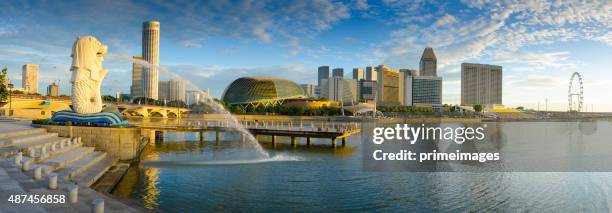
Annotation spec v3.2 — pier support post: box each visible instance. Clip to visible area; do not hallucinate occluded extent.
[331,137,336,147]
[22,159,32,171]
[291,136,297,147]
[271,135,277,146]
[48,173,57,189]
[199,131,205,142]
[155,131,164,142]
[68,185,78,203]
[14,152,22,167]
[306,137,312,146]
[342,137,346,147]
[216,131,221,142]
[92,198,104,213]
[34,166,42,181]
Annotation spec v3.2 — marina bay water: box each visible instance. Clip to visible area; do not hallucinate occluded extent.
[112,120,612,212]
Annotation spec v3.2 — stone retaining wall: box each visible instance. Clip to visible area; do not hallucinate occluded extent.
[35,125,150,160]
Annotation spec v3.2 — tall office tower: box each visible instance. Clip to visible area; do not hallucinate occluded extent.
[365,66,377,81]
[47,83,59,97]
[317,66,330,96]
[352,68,364,80]
[332,68,344,78]
[159,79,186,102]
[320,77,357,104]
[168,79,186,102]
[300,84,317,97]
[158,80,169,101]
[357,80,377,102]
[402,69,442,107]
[142,20,160,99]
[131,55,143,99]
[22,64,39,94]
[419,47,437,77]
[461,63,503,106]
[375,65,402,106]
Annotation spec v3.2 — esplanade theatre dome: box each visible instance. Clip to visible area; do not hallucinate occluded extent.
[222,77,308,106]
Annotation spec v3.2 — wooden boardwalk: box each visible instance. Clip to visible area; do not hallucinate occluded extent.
[134,120,361,147]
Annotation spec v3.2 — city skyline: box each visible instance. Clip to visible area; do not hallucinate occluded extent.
[0,1,611,111]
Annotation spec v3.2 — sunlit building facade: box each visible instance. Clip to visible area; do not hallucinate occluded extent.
[22,64,38,94]
[320,77,357,104]
[461,63,503,106]
[142,21,160,99]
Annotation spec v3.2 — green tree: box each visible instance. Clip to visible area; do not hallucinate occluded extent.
[0,68,8,102]
[474,105,483,113]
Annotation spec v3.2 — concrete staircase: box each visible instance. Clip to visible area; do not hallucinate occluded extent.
[0,123,140,212]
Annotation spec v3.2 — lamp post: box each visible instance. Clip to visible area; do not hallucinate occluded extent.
[8,83,13,117]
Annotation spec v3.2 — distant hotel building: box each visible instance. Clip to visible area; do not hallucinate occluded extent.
[300,84,317,97]
[365,66,377,81]
[357,80,377,102]
[320,77,357,104]
[159,79,186,102]
[22,64,38,94]
[332,68,344,78]
[352,68,364,80]
[461,63,502,106]
[47,82,59,97]
[376,65,402,106]
[402,70,442,107]
[317,66,330,96]
[419,47,437,77]
[130,55,143,99]
[186,89,209,105]
[142,21,160,99]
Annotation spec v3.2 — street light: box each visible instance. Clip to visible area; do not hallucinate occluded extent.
[8,83,13,117]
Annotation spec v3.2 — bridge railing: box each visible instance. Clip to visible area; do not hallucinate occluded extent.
[137,119,361,134]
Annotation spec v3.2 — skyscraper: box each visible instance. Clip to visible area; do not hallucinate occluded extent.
[376,65,402,106]
[300,84,316,97]
[131,55,143,99]
[142,21,160,99]
[320,77,357,104]
[158,79,186,102]
[22,64,38,94]
[402,69,442,107]
[47,82,59,97]
[365,66,377,81]
[461,63,503,106]
[419,47,437,77]
[332,68,344,78]
[352,68,364,80]
[317,66,330,96]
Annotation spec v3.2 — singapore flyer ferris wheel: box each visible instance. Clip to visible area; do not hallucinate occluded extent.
[568,72,583,112]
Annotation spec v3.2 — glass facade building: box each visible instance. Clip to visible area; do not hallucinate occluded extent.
[222,77,308,106]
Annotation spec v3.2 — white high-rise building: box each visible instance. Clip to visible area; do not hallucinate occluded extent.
[461,63,503,106]
[159,79,186,102]
[352,68,364,80]
[130,55,143,99]
[320,77,357,104]
[22,64,39,94]
[300,84,317,97]
[142,21,160,99]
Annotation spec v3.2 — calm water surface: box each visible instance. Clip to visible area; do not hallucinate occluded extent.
[113,121,612,212]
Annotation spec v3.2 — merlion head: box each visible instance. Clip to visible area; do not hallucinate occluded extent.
[70,36,107,79]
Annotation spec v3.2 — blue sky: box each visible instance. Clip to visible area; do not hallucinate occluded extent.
[1,0,611,111]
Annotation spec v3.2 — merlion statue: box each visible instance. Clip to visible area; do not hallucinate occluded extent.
[50,36,127,126]
[70,36,108,114]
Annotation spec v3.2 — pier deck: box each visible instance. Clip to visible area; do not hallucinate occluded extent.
[135,120,361,147]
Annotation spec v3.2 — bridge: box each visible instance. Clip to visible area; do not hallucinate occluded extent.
[0,95,190,119]
[134,120,361,147]
[116,104,190,118]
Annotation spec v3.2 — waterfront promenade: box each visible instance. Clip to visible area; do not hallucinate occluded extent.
[0,120,141,212]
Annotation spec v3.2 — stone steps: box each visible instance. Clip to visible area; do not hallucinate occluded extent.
[0,137,68,159]
[73,156,116,187]
[0,132,59,148]
[37,147,94,175]
[57,152,107,181]
[0,128,47,139]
